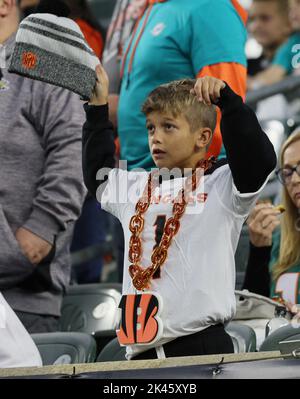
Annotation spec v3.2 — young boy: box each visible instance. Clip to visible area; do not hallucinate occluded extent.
[82,65,277,360]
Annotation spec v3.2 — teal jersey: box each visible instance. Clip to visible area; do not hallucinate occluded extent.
[270,230,300,304]
[118,0,247,171]
[272,33,300,75]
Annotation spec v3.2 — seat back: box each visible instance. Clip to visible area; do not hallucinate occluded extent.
[96,337,126,362]
[225,322,257,353]
[31,332,97,365]
[260,324,300,352]
[60,283,122,334]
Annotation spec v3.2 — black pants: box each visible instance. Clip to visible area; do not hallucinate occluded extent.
[132,324,234,360]
[15,311,60,334]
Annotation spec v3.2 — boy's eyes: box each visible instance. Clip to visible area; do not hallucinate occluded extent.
[164,123,176,131]
[146,124,155,134]
[146,123,177,134]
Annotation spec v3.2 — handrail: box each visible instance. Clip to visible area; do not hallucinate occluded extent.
[246,75,300,107]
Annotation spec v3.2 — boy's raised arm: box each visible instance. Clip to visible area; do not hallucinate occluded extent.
[218,83,277,193]
[82,65,116,198]
[193,77,277,193]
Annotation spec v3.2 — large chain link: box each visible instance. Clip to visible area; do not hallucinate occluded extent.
[128,158,216,291]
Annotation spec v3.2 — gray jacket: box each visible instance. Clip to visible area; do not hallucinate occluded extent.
[0,34,86,316]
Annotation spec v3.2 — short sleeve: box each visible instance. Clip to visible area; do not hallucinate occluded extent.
[214,166,272,218]
[189,1,247,74]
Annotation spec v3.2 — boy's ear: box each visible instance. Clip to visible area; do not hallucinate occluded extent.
[195,127,213,150]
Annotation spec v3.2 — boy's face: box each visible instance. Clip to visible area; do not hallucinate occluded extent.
[248,2,290,50]
[146,111,205,170]
[289,0,300,31]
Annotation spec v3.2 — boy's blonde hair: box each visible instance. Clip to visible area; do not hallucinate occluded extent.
[142,79,217,134]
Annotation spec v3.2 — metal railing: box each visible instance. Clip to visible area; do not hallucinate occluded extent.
[246,75,300,107]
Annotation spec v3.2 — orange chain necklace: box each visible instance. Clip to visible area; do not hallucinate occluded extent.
[128,157,216,291]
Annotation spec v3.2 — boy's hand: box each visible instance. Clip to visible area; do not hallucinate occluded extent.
[247,203,281,247]
[89,64,109,106]
[192,76,226,106]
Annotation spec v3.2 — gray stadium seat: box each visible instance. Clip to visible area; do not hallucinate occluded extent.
[225,322,257,353]
[31,332,97,365]
[60,283,122,333]
[260,324,300,352]
[60,283,122,354]
[96,337,126,362]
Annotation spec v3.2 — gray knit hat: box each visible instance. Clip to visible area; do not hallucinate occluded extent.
[8,13,99,100]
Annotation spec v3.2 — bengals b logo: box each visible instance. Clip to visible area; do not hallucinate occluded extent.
[117,293,163,346]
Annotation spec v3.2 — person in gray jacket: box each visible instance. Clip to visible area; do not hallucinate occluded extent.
[0,0,86,333]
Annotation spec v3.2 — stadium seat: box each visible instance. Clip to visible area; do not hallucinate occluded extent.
[96,322,257,363]
[31,332,97,365]
[60,283,122,333]
[60,283,122,353]
[260,323,300,352]
[226,322,257,353]
[96,337,126,362]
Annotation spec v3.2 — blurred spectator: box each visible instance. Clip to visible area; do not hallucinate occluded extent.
[0,0,86,332]
[247,0,291,76]
[247,0,291,120]
[117,0,248,170]
[248,0,300,88]
[103,0,147,127]
[243,130,300,305]
[64,0,104,58]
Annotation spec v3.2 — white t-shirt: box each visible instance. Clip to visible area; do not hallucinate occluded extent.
[101,164,270,359]
[0,293,42,368]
